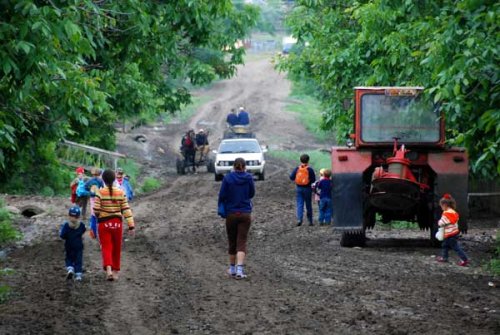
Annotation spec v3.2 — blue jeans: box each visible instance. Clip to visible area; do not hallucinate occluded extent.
[318,198,332,224]
[296,186,313,224]
[65,247,83,273]
[442,235,467,261]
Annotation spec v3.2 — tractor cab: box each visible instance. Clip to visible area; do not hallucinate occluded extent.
[332,87,468,247]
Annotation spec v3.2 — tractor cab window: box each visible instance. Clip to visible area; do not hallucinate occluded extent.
[360,94,440,143]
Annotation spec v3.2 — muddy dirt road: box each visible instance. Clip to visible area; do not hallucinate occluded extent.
[1,56,499,335]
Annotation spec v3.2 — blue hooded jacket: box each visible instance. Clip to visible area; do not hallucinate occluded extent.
[237,111,250,125]
[218,171,255,214]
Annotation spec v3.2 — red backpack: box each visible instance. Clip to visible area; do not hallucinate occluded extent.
[295,165,310,186]
[182,135,193,148]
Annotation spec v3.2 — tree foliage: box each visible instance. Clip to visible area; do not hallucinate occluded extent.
[0,0,258,192]
[279,0,499,178]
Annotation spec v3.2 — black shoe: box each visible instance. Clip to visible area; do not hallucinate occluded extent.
[309,223,314,226]
[297,221,302,226]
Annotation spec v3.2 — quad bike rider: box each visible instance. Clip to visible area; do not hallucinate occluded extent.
[180,129,196,173]
[223,106,254,139]
[195,129,210,164]
[176,129,215,174]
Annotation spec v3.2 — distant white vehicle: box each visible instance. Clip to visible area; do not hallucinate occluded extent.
[282,36,297,55]
[213,138,267,181]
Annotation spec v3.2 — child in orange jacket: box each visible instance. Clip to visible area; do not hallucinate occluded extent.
[436,193,469,266]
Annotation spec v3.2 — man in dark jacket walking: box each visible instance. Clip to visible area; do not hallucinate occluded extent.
[218,158,255,279]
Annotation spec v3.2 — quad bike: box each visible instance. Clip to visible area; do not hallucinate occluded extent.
[176,146,215,175]
[223,125,255,139]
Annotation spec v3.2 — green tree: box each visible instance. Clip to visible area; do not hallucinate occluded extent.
[0,0,258,193]
[279,0,499,178]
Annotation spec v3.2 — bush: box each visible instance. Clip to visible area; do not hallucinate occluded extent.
[140,177,161,193]
[0,285,11,304]
[0,204,21,246]
[0,268,15,304]
[488,231,500,276]
[40,186,55,197]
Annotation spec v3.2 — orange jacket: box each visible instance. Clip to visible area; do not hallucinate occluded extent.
[438,209,459,238]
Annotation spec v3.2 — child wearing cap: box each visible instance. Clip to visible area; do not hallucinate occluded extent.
[60,206,86,281]
[315,169,333,225]
[70,167,85,204]
[70,167,90,218]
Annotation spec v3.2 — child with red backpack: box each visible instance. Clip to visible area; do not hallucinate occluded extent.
[290,154,316,226]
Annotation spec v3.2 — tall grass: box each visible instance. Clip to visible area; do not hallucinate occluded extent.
[285,80,335,142]
[268,150,331,171]
[139,177,162,194]
[0,198,21,246]
[489,231,500,276]
[0,268,14,304]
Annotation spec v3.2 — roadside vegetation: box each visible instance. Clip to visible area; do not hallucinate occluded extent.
[138,178,162,194]
[278,1,499,179]
[488,231,500,276]
[0,1,259,195]
[286,80,335,142]
[0,268,15,304]
[268,150,331,173]
[0,199,21,246]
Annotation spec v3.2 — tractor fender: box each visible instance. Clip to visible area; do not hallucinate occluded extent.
[331,147,372,232]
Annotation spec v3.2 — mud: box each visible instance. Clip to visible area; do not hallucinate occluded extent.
[1,56,499,335]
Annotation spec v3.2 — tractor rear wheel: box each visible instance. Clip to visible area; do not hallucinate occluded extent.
[340,231,366,248]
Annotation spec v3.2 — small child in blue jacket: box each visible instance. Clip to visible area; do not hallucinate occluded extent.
[60,206,86,281]
[315,169,333,225]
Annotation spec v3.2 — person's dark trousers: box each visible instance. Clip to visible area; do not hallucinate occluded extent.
[442,235,468,261]
[184,150,196,172]
[296,186,313,224]
[76,196,89,219]
[65,247,83,273]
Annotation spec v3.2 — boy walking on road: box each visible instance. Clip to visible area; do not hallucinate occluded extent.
[290,154,316,226]
[60,206,86,281]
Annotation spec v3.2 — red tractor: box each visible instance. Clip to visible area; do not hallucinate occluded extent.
[331,87,468,247]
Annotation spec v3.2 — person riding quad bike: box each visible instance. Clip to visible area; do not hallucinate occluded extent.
[237,106,250,126]
[195,129,209,163]
[181,129,197,172]
[226,108,238,127]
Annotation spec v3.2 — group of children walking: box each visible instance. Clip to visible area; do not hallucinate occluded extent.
[61,167,135,282]
[290,154,333,226]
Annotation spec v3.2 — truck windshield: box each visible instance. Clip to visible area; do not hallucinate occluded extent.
[360,94,440,143]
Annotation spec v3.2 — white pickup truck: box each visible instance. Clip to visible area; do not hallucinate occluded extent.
[213,138,267,181]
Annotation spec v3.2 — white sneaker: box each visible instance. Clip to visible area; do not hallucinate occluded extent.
[235,265,247,280]
[75,273,82,281]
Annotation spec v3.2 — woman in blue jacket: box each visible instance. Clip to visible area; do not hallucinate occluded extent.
[218,158,255,279]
